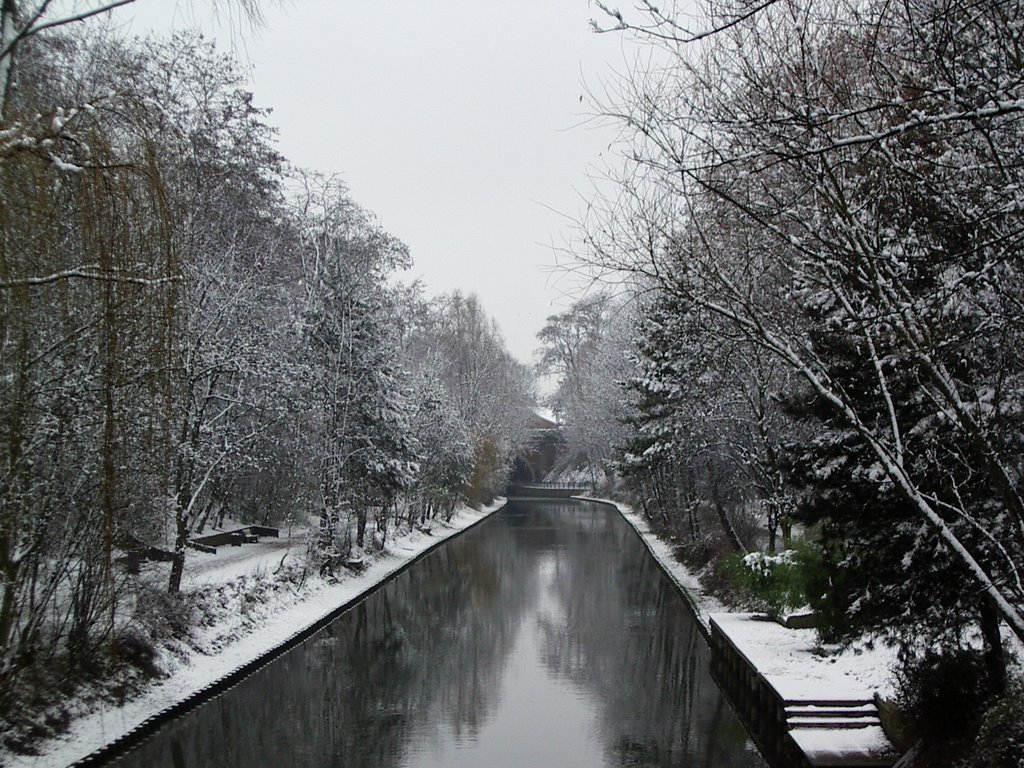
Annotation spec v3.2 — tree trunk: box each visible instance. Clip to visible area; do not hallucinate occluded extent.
[0,0,17,118]
[714,499,746,554]
[780,516,793,548]
[356,507,367,549]
[0,554,17,672]
[167,511,188,593]
[979,594,1006,696]
[709,461,745,553]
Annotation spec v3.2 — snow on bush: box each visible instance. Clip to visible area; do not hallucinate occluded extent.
[741,549,797,579]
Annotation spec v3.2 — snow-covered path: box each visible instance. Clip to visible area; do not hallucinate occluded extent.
[577,496,897,694]
[5,502,505,768]
[181,537,300,586]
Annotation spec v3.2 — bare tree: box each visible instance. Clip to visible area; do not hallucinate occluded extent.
[583,0,1024,647]
[1,1,267,117]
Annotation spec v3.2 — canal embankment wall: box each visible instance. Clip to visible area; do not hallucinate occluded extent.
[16,500,507,768]
[710,614,897,768]
[579,495,901,768]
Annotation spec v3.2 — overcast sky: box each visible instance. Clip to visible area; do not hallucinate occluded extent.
[111,0,628,365]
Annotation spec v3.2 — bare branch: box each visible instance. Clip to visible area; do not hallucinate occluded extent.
[0,266,182,289]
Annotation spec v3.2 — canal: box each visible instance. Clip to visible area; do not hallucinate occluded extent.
[107,499,767,768]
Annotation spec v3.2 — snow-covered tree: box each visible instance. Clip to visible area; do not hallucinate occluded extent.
[1,31,186,674]
[584,0,1024,670]
[0,1,264,117]
[429,291,533,506]
[536,292,634,485]
[294,173,419,562]
[405,370,472,522]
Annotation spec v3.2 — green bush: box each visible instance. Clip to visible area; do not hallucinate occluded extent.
[723,540,823,616]
[798,538,858,643]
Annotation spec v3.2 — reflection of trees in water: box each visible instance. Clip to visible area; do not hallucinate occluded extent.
[531,505,763,768]
[405,531,539,744]
[112,517,536,768]
[110,502,762,768]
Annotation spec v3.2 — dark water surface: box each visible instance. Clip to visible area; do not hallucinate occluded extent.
[110,500,766,768]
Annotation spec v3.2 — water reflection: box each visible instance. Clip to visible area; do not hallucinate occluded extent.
[109,501,765,768]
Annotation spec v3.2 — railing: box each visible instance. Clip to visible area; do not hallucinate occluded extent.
[506,481,590,498]
[515,481,588,490]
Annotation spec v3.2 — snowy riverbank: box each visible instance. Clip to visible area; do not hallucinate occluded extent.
[3,501,506,768]
[577,496,898,697]
[581,495,903,764]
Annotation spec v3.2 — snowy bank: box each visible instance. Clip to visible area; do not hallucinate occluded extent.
[4,500,505,768]
[582,495,900,765]
[579,496,896,693]
[711,613,898,766]
[710,612,896,702]
[575,496,730,632]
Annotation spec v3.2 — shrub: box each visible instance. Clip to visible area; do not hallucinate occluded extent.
[110,630,161,680]
[895,649,994,765]
[798,538,858,643]
[958,676,1024,768]
[466,437,503,507]
[722,540,823,617]
[132,583,192,641]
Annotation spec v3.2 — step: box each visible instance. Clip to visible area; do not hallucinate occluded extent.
[789,725,897,767]
[786,704,879,718]
[788,717,882,730]
[784,698,875,708]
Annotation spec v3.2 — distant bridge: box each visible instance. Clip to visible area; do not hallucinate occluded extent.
[511,409,567,484]
[505,481,588,499]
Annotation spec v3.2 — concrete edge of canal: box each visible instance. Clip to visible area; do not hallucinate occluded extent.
[68,501,509,768]
[577,495,901,768]
[572,496,711,641]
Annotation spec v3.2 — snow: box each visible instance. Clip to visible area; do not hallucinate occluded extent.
[48,155,83,173]
[790,726,894,766]
[4,500,505,768]
[579,496,900,765]
[711,612,897,700]
[575,496,730,627]
[179,537,299,586]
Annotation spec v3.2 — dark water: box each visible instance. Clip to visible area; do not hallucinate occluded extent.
[109,500,766,768]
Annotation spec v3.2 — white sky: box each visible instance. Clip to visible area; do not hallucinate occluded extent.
[107,0,628,365]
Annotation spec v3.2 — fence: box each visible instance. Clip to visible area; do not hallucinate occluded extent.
[506,481,590,498]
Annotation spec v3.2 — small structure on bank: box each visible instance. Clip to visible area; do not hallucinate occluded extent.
[190,525,280,554]
[506,408,589,497]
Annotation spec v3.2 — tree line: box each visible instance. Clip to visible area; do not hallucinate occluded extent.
[539,0,1024,761]
[0,25,532,728]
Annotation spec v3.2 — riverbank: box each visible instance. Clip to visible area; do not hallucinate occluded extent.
[591,495,1024,768]
[579,495,903,767]
[578,496,897,691]
[2,500,505,768]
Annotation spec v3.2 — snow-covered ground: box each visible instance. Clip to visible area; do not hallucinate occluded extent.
[179,536,300,587]
[4,501,505,768]
[577,496,897,696]
[710,611,897,700]
[577,496,731,627]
